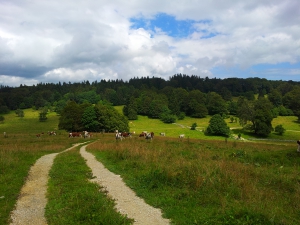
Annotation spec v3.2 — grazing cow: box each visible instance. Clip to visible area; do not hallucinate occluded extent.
[48,131,56,135]
[36,134,41,138]
[160,132,165,136]
[69,132,82,138]
[179,134,185,138]
[145,132,154,140]
[139,132,147,137]
[83,131,90,138]
[121,132,131,138]
[115,132,123,141]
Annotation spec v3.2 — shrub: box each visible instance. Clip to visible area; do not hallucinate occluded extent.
[274,124,285,135]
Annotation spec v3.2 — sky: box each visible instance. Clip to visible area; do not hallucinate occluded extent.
[0,0,300,87]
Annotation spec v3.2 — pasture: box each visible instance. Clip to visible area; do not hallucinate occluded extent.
[1,108,300,224]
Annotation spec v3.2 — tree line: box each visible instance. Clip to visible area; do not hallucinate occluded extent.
[1,74,300,136]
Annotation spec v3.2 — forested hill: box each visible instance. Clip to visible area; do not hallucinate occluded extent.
[0,74,300,119]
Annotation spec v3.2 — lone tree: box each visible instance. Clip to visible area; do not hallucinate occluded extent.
[206,114,230,137]
[237,97,274,137]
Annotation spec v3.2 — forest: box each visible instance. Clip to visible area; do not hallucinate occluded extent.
[1,74,300,137]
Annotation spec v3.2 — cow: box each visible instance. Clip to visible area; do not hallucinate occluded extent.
[115,132,123,141]
[160,132,165,136]
[48,131,56,135]
[121,132,131,138]
[145,132,154,140]
[36,134,41,138]
[179,134,185,138]
[83,131,90,138]
[69,132,82,138]
[139,132,147,137]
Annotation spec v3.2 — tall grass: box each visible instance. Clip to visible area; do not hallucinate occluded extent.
[87,135,300,225]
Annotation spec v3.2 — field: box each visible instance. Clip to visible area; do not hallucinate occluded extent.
[1,108,300,224]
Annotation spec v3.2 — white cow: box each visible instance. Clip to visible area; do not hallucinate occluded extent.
[179,134,185,138]
[160,132,165,136]
[115,132,123,141]
[83,131,90,138]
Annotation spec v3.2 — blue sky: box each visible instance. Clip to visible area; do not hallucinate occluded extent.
[131,13,217,39]
[0,0,300,86]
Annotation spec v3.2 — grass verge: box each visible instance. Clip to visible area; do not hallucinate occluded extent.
[45,146,133,225]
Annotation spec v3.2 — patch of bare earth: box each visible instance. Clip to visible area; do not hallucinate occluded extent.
[9,142,170,225]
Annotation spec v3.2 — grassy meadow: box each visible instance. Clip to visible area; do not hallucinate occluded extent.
[1,107,300,224]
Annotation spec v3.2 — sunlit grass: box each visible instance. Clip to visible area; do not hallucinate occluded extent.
[87,134,300,225]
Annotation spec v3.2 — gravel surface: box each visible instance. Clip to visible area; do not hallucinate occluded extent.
[9,142,170,225]
[80,145,170,225]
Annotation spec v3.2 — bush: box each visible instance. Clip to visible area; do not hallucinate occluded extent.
[274,124,285,135]
[190,123,197,130]
[206,114,230,137]
[160,113,177,123]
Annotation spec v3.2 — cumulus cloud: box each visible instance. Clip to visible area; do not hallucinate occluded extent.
[0,0,300,86]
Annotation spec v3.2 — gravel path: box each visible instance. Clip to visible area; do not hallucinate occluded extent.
[9,142,170,225]
[9,143,82,225]
[80,144,170,225]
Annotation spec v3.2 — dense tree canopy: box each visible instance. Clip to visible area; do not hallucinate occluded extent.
[1,75,300,137]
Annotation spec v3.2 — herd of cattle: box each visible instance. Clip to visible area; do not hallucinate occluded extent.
[34,130,186,140]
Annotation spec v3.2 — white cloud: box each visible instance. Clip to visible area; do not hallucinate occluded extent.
[0,0,300,87]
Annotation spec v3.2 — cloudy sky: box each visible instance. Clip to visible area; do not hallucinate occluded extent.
[1,0,300,87]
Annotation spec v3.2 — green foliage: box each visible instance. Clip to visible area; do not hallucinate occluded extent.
[274,124,286,135]
[15,109,24,118]
[123,97,138,120]
[39,107,48,122]
[159,107,176,123]
[177,112,185,120]
[77,90,101,104]
[81,106,99,131]
[227,101,238,115]
[58,101,86,131]
[268,89,282,107]
[275,105,294,116]
[206,114,230,136]
[0,105,9,114]
[237,97,274,137]
[190,122,197,130]
[206,92,228,116]
[0,115,4,123]
[95,103,129,132]
[253,98,274,136]
[187,99,208,118]
[283,87,300,120]
[53,99,67,115]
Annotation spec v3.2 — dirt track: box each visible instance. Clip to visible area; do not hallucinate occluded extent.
[9,142,170,225]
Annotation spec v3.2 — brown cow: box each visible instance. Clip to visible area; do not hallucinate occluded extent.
[139,132,147,137]
[69,132,82,138]
[121,132,132,138]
